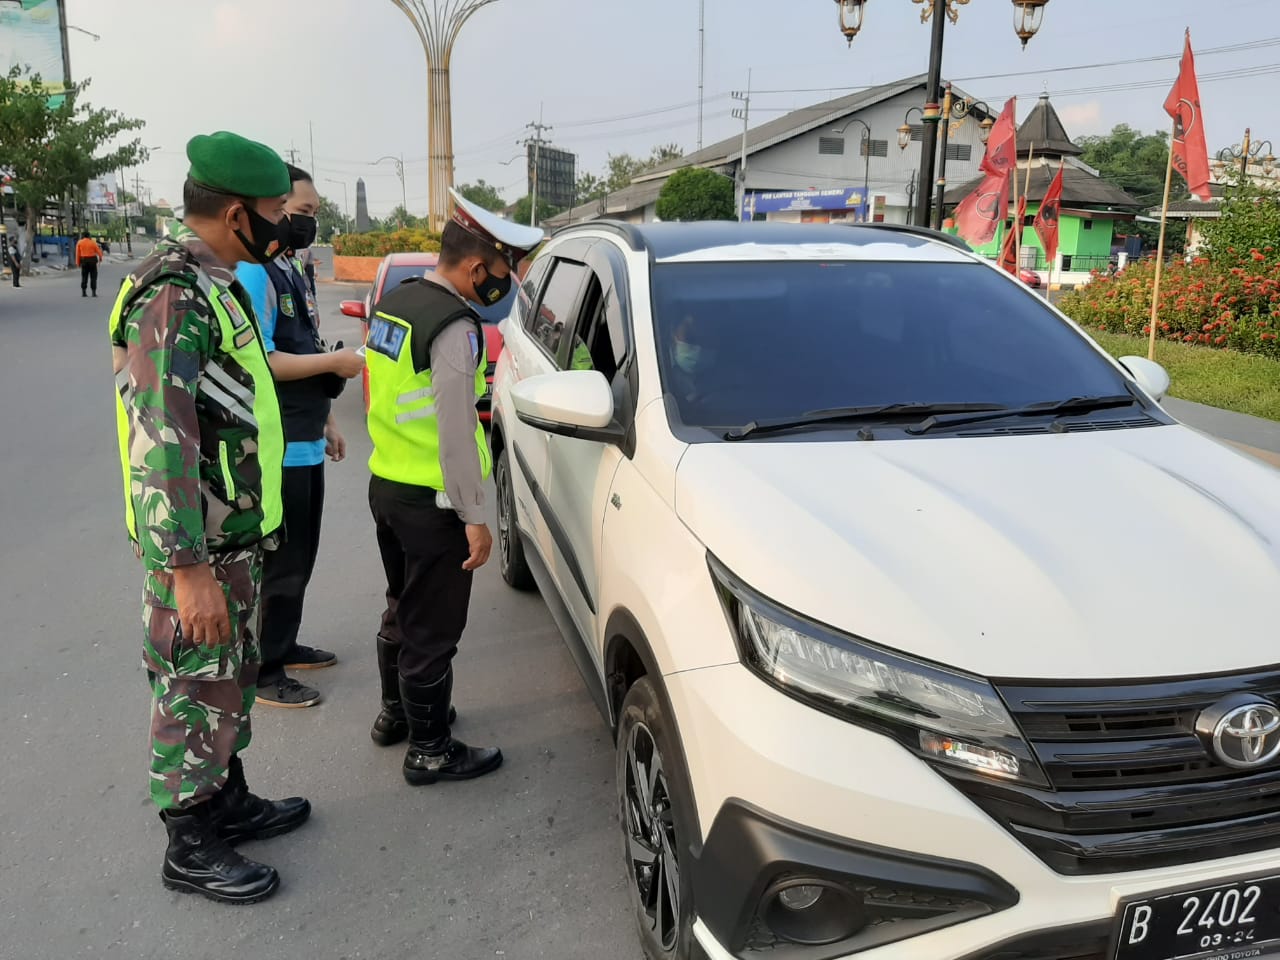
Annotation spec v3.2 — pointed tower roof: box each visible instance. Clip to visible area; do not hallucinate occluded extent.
[1017,93,1082,158]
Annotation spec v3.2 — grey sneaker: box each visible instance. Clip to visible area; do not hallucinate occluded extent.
[255,676,321,709]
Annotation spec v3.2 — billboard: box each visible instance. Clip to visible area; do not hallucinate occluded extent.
[742,187,869,222]
[87,177,116,209]
[0,0,70,101]
[528,145,576,212]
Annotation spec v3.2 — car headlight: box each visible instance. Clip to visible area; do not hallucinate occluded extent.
[709,556,1046,787]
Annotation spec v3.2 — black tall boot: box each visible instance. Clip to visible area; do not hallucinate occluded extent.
[160,802,279,904]
[208,755,311,845]
[400,669,501,785]
[371,636,455,746]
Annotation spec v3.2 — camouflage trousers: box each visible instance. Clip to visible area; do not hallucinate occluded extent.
[142,547,262,811]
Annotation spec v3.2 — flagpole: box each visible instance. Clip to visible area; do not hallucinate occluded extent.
[1148,121,1178,361]
[1023,144,1035,274]
[1011,123,1021,269]
[1049,159,1063,298]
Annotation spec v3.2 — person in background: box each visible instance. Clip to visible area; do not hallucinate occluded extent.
[297,243,317,297]
[235,164,365,709]
[5,237,20,288]
[76,230,103,297]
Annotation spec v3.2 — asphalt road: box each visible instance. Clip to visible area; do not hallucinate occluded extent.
[0,256,641,960]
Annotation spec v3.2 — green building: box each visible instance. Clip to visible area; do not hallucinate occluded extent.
[945,94,1141,283]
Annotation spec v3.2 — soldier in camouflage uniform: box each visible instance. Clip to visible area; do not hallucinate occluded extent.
[109,131,312,904]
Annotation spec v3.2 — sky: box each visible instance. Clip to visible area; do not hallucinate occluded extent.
[52,0,1277,219]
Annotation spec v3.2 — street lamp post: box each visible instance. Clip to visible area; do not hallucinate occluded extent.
[832,118,872,222]
[831,0,1050,228]
[1215,129,1277,182]
[325,178,351,234]
[931,84,992,229]
[376,155,408,225]
[389,0,501,232]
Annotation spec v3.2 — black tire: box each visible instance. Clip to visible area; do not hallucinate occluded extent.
[616,677,698,960]
[495,447,535,591]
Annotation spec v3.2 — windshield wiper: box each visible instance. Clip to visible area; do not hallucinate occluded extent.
[906,394,1139,436]
[723,403,1008,441]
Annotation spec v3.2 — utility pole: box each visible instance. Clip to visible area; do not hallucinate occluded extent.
[731,70,751,222]
[309,122,316,175]
[697,0,705,151]
[376,155,408,225]
[284,145,300,166]
[522,106,552,228]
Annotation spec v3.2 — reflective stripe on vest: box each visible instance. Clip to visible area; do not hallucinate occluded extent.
[366,311,492,489]
[108,271,285,545]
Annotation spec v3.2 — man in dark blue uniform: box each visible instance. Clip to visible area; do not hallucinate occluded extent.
[237,165,366,708]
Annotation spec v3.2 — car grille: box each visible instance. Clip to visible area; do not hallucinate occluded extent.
[935,668,1280,875]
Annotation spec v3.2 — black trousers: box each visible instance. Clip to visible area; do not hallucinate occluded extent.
[369,476,473,685]
[80,258,98,293]
[259,463,325,684]
[10,260,18,287]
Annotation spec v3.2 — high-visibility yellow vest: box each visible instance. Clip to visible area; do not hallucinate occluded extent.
[109,258,284,552]
[366,296,491,490]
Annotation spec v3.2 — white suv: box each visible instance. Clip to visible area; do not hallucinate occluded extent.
[489,221,1280,960]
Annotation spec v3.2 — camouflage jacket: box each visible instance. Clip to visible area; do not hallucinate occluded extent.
[110,225,284,571]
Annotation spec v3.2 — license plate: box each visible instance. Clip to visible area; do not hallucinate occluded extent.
[1114,875,1280,960]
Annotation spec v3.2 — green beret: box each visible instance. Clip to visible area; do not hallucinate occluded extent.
[186,131,289,198]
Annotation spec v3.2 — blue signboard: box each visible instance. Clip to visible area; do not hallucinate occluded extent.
[742,187,869,221]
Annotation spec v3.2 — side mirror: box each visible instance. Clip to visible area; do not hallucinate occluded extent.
[511,370,625,444]
[1119,355,1171,402]
[340,300,367,319]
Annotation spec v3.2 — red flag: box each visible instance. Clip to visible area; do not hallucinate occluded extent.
[1163,30,1211,202]
[1033,163,1065,265]
[954,172,1009,246]
[981,98,1018,179]
[999,197,1027,274]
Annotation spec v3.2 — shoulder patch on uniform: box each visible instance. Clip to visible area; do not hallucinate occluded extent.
[368,314,408,361]
[234,327,256,349]
[467,330,480,364]
[218,291,251,331]
[279,292,295,318]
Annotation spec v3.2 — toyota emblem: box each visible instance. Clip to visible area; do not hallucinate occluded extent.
[1196,694,1280,770]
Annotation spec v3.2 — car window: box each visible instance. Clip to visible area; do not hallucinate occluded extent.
[563,274,620,382]
[383,264,433,290]
[528,260,589,359]
[516,257,552,329]
[650,260,1133,433]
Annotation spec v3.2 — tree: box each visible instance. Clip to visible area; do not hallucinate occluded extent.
[382,205,424,231]
[316,195,346,241]
[655,167,735,222]
[0,67,146,253]
[1198,168,1280,268]
[510,194,559,227]
[457,179,505,212]
[648,143,683,167]
[575,172,606,205]
[1077,124,1188,251]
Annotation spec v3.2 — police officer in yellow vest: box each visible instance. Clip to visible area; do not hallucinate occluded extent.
[366,189,542,786]
[109,132,310,904]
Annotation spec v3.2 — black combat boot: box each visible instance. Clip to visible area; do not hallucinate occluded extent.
[160,802,279,904]
[208,755,311,845]
[371,636,454,746]
[400,669,500,785]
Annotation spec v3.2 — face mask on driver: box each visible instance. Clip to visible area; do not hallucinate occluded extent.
[674,340,702,373]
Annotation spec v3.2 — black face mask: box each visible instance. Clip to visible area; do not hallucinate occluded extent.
[472,263,512,306]
[287,213,317,251]
[234,203,290,264]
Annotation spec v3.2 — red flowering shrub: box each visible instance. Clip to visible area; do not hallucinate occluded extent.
[1059,255,1280,361]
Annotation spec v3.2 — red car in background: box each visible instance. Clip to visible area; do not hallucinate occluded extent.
[340,251,514,421]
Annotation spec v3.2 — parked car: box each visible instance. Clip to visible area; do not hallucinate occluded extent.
[490,220,1280,960]
[1018,265,1042,287]
[340,251,514,419]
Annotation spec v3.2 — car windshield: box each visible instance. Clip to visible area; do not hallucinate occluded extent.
[651,259,1133,436]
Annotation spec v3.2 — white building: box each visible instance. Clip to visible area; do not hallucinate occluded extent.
[547,75,991,228]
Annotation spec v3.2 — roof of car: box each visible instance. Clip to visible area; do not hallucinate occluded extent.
[384,251,440,265]
[602,222,978,264]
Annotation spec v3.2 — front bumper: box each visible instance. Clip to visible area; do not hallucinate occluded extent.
[668,664,1280,959]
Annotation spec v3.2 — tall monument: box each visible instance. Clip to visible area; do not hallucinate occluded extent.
[389,0,501,232]
[355,178,371,233]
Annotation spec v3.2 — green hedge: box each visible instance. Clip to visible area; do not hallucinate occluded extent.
[333,229,441,257]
